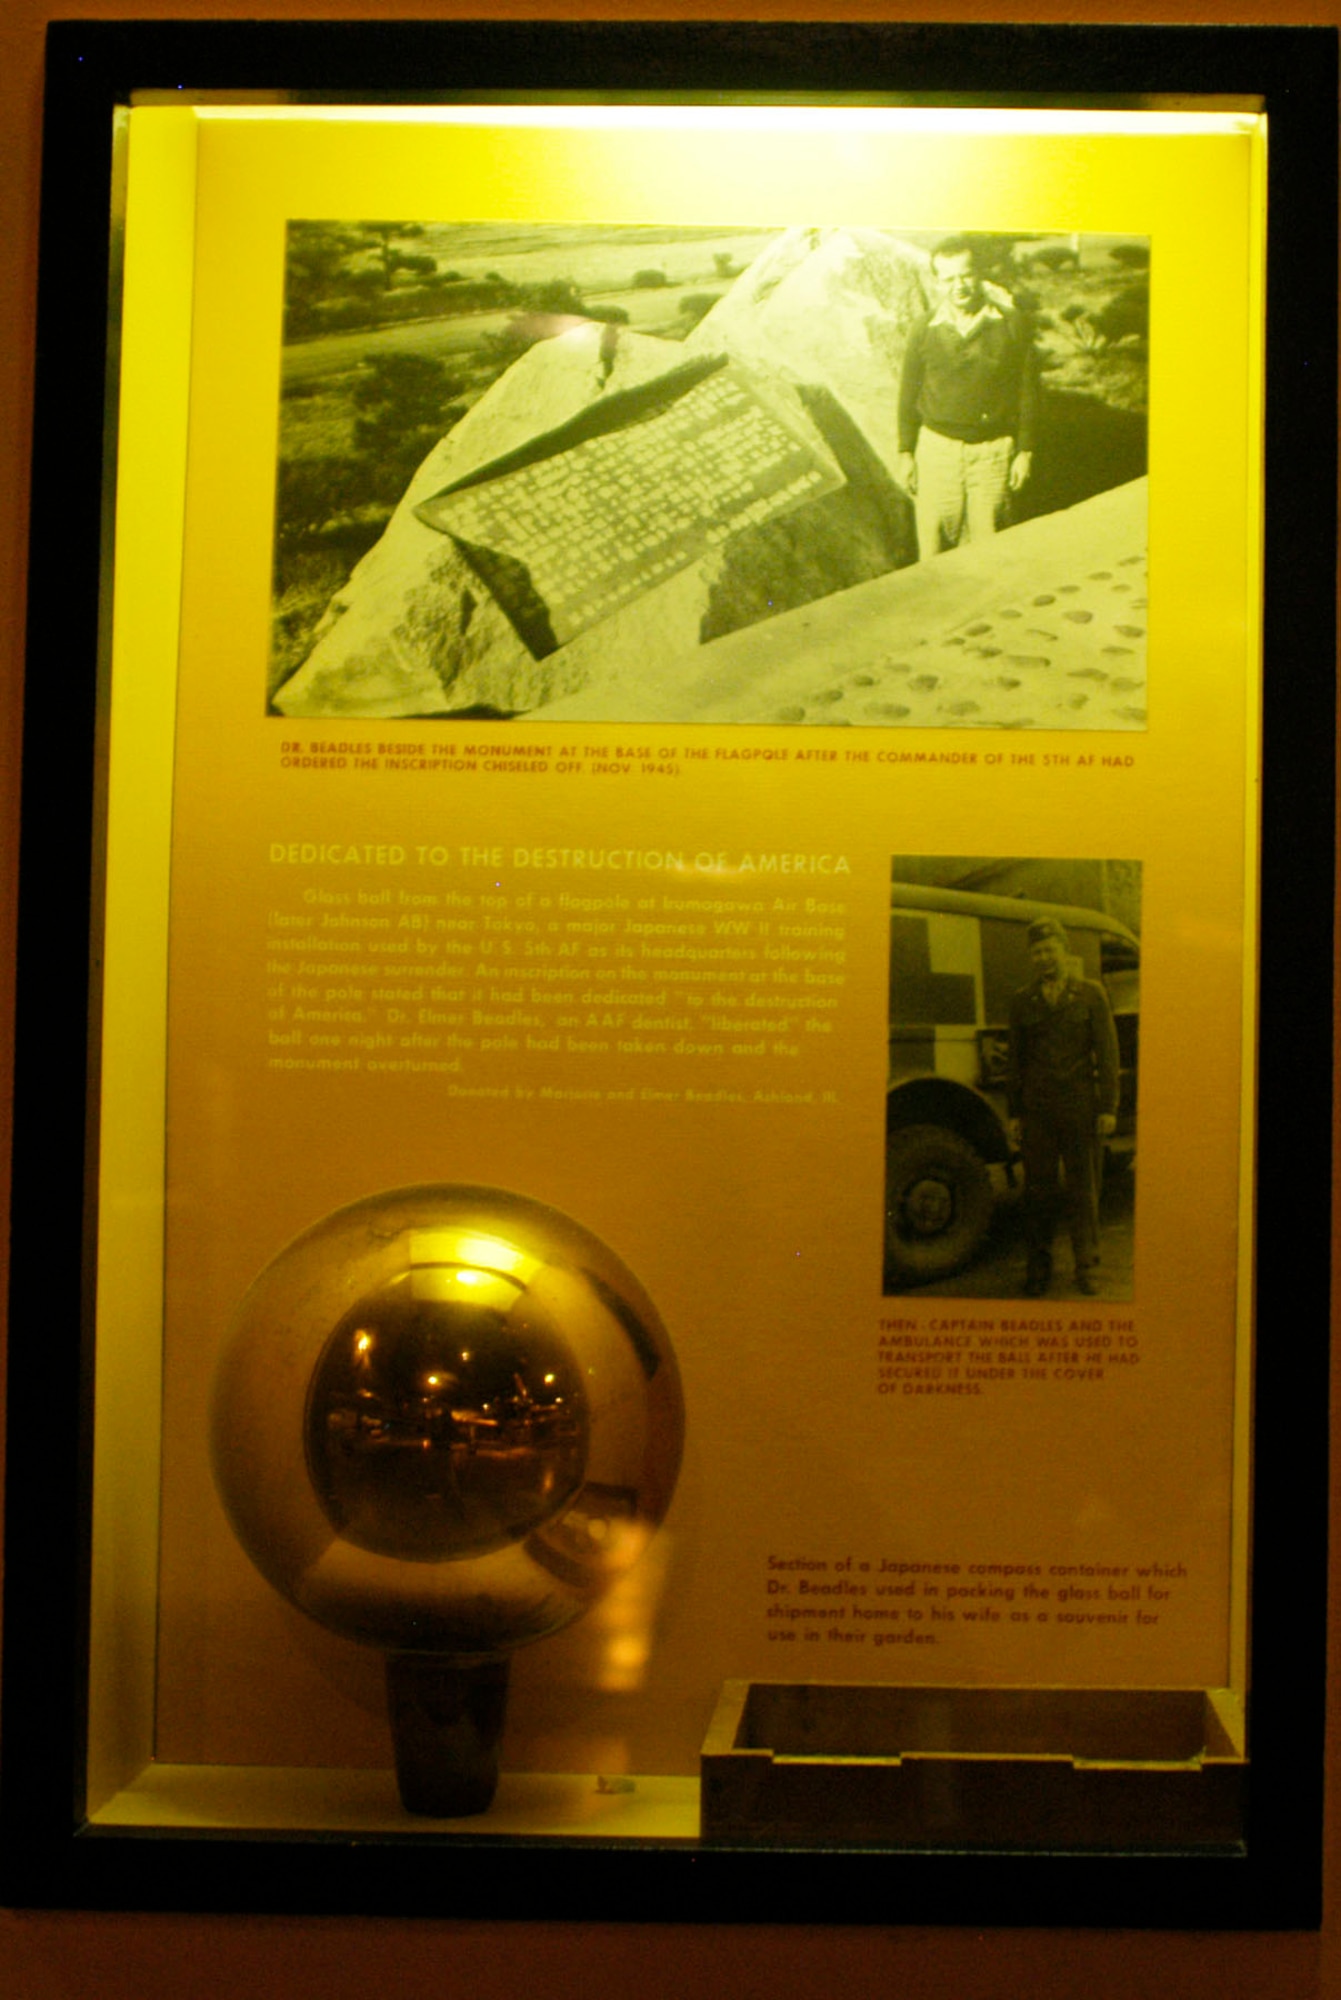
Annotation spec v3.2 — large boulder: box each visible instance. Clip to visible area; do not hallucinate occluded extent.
[685,225,931,482]
[272,228,934,720]
[272,323,685,719]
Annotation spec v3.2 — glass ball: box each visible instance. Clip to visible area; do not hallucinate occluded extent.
[212,1186,683,1663]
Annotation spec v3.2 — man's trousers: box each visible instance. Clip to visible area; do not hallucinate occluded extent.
[914,426,1014,558]
[1020,1104,1101,1273]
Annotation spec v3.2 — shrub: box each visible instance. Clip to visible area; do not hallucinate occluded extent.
[1092,283,1149,345]
[678,291,721,329]
[349,352,466,498]
[274,455,366,547]
[1029,244,1080,273]
[520,278,586,316]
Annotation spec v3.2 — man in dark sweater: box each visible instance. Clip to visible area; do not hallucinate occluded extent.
[1005,917,1120,1299]
[896,236,1038,559]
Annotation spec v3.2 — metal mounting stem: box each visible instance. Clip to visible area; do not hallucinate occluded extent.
[385,1654,511,1817]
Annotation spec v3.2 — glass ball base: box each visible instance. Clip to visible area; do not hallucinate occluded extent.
[384,1654,511,1817]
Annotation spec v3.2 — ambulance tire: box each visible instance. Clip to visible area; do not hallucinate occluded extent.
[884,1124,993,1284]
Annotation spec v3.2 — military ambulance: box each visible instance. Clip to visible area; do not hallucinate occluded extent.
[886,882,1139,1287]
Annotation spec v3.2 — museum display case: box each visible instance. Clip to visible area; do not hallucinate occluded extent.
[0,21,1333,1924]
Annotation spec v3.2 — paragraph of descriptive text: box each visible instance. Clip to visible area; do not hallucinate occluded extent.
[764,1551,1190,1650]
[262,858,850,1101]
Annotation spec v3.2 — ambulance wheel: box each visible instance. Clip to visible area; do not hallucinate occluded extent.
[885,1124,993,1284]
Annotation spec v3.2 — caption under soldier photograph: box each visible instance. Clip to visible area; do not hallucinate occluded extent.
[883,857,1140,1303]
[269,221,1149,728]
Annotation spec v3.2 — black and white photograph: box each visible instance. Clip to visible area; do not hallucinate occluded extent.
[883,858,1141,1301]
[268,223,1149,726]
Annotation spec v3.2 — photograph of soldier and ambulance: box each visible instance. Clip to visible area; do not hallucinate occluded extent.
[884,858,1140,1301]
[269,222,1149,727]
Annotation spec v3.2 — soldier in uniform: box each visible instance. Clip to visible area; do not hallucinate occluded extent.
[1006,916,1120,1298]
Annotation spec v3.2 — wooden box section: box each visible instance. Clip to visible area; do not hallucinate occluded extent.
[700,1683,1246,1849]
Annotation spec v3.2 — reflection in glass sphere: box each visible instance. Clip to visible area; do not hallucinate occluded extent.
[305,1269,588,1562]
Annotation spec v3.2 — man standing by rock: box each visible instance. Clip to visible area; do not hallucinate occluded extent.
[896,236,1038,558]
[1006,917,1120,1299]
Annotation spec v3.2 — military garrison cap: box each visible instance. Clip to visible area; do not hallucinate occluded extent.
[1026,916,1068,946]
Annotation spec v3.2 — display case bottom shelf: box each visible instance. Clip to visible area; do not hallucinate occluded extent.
[90,1764,701,1840]
[88,1684,1247,1850]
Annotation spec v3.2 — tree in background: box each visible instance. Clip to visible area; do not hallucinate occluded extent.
[360,221,435,287]
[284,221,447,338]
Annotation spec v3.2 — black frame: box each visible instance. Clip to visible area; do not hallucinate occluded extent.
[2,19,1333,1925]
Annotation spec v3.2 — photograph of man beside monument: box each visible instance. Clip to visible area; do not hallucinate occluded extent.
[269,223,1149,726]
[883,859,1140,1303]
[895,236,1038,559]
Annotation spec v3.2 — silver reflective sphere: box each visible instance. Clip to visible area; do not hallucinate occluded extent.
[212,1186,683,1663]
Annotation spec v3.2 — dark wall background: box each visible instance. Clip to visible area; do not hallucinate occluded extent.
[0,2,1336,1994]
